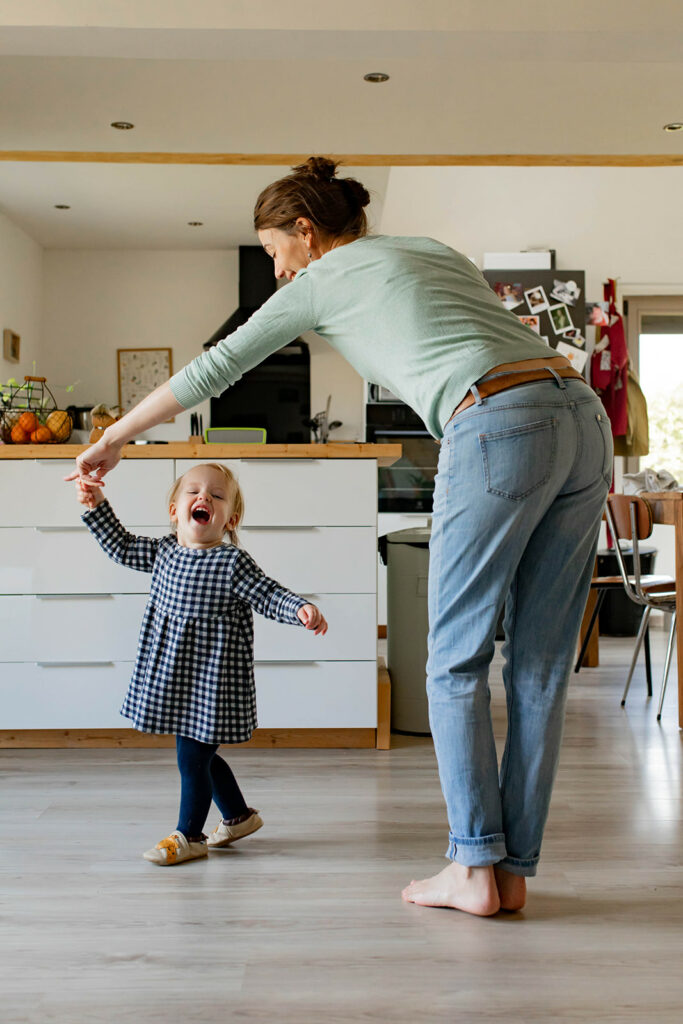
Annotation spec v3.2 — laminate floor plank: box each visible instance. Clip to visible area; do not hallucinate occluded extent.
[1,634,681,1023]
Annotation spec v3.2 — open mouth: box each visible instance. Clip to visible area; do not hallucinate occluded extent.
[192,507,210,523]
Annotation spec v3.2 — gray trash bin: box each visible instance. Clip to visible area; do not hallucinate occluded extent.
[385,524,431,735]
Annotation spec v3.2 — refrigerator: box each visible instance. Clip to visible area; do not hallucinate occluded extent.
[482,268,587,374]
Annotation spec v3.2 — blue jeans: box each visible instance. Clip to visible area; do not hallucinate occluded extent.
[428,376,612,876]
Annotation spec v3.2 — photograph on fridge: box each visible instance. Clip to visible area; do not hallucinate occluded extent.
[524,286,549,315]
[517,314,541,334]
[548,303,574,334]
[493,282,525,310]
[550,279,581,306]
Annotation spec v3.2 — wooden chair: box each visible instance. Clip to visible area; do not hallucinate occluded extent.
[575,575,654,692]
[605,494,678,719]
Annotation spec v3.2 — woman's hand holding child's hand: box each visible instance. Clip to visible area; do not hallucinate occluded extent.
[297,604,328,636]
[74,477,106,510]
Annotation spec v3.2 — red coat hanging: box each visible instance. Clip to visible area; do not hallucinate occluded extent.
[590,278,628,438]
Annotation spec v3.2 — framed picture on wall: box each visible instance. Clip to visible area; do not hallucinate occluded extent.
[3,329,21,364]
[117,347,174,420]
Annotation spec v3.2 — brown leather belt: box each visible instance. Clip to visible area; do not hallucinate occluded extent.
[446,364,585,425]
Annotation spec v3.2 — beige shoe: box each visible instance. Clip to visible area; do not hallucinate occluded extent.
[143,831,208,866]
[207,809,263,848]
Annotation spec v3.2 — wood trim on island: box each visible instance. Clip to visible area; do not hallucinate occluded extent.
[0,442,402,467]
[0,728,378,749]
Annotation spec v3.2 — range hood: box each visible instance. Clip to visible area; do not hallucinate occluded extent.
[203,246,276,349]
[205,244,311,443]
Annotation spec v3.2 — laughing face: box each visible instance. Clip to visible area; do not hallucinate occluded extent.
[169,465,239,549]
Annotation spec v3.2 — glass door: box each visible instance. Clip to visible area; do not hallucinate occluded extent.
[625,296,683,582]
[628,298,683,481]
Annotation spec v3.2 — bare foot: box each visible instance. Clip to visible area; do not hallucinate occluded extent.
[493,865,527,911]
[401,862,501,917]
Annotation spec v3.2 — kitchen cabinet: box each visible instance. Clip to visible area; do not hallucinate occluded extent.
[0,443,399,746]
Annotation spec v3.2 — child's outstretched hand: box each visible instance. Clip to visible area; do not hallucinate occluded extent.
[298,604,328,636]
[74,477,105,510]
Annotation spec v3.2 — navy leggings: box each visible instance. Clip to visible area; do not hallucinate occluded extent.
[176,734,248,838]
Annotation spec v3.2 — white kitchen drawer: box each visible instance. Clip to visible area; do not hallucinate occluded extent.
[241,527,376,594]
[0,459,174,527]
[254,660,377,728]
[0,593,375,662]
[0,660,377,730]
[175,459,377,526]
[0,527,165,594]
[0,594,147,662]
[0,661,134,729]
[254,594,376,661]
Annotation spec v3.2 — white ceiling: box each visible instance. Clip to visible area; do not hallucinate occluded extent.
[0,1,681,249]
[0,162,390,249]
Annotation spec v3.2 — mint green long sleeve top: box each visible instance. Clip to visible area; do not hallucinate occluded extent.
[169,234,555,439]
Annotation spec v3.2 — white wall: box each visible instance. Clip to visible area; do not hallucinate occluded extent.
[40,249,238,441]
[39,249,367,444]
[304,330,365,442]
[0,210,43,392]
[378,166,683,298]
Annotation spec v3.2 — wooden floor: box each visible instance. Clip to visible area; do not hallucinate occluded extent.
[2,633,682,1023]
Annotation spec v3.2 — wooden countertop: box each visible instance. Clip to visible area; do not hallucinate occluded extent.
[0,441,402,467]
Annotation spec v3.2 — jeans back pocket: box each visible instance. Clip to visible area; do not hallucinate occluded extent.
[479,418,558,500]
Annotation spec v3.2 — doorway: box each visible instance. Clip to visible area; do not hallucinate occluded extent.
[626,295,683,482]
[624,295,683,581]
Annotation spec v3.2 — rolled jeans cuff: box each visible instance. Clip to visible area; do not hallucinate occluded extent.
[446,832,507,867]
[496,855,539,878]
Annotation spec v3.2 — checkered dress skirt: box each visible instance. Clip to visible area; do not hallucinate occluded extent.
[82,501,307,743]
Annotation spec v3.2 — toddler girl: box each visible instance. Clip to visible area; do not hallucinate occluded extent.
[76,462,327,866]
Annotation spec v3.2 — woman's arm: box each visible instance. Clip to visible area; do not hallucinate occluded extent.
[65,274,316,486]
[64,381,183,485]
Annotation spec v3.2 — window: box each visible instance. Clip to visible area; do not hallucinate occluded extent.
[638,313,683,480]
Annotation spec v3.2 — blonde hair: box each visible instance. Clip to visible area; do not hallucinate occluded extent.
[168,463,244,545]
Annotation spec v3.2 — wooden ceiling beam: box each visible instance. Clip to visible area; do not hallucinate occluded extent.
[0,151,681,167]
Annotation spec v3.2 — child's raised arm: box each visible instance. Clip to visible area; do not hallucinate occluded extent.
[232,549,327,634]
[76,487,161,574]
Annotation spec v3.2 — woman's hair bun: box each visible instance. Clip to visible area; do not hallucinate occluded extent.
[292,156,339,182]
[340,177,371,209]
[290,158,369,206]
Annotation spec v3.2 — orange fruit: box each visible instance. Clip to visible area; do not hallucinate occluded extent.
[31,426,53,443]
[18,411,38,433]
[45,409,72,442]
[11,424,30,444]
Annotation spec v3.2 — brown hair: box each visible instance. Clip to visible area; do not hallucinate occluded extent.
[168,463,244,546]
[253,156,371,240]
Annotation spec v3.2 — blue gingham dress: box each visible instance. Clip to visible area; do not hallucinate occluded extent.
[82,501,307,743]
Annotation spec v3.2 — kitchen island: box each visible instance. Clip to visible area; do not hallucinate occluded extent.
[0,442,400,749]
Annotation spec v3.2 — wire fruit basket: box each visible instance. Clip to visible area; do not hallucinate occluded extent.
[0,375,73,444]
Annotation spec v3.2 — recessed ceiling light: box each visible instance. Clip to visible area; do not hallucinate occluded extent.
[54,204,70,210]
[187,221,204,227]
[111,121,135,130]
[663,122,683,132]
[363,72,390,83]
